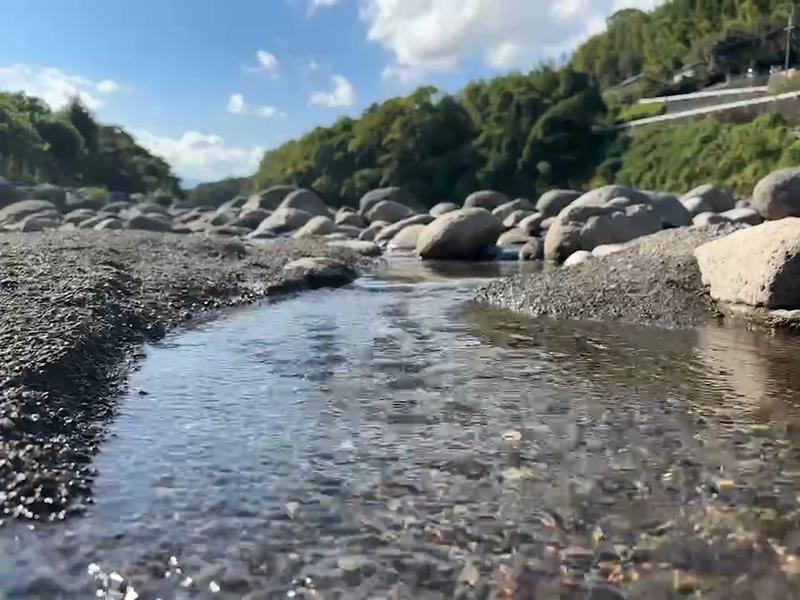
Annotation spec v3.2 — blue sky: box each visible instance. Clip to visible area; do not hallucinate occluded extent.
[0,0,657,184]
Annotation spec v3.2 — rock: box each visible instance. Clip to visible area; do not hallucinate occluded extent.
[519,239,543,261]
[242,185,298,212]
[736,198,752,208]
[93,217,123,230]
[570,185,649,209]
[358,221,389,241]
[693,212,730,226]
[680,196,712,217]
[334,225,363,238]
[494,246,521,261]
[135,202,170,216]
[0,177,21,209]
[365,200,416,224]
[463,190,508,211]
[78,214,111,229]
[540,216,557,230]
[375,214,435,243]
[278,189,329,217]
[359,187,420,216]
[643,191,692,227]
[208,225,250,237]
[681,183,736,213]
[517,212,545,235]
[11,214,60,232]
[100,201,133,215]
[216,196,248,216]
[492,198,535,221]
[127,213,172,232]
[753,167,800,220]
[335,211,365,227]
[0,200,58,227]
[496,228,531,246]
[249,208,313,236]
[564,250,593,267]
[429,202,459,217]
[502,210,532,228]
[129,193,147,203]
[535,189,581,217]
[592,243,627,257]
[326,240,382,256]
[232,209,271,229]
[292,215,336,238]
[323,232,350,241]
[387,224,427,250]
[721,207,762,225]
[544,201,662,262]
[64,209,96,225]
[415,208,504,260]
[695,218,800,308]
[283,257,356,288]
[68,187,110,211]
[29,184,65,210]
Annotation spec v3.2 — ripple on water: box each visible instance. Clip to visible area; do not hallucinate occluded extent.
[3,259,800,598]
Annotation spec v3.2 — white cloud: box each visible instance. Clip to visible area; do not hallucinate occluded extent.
[308,0,343,15]
[227,92,281,119]
[309,59,320,71]
[227,93,246,114]
[360,0,661,81]
[97,79,120,94]
[134,130,264,182]
[256,50,280,77]
[0,64,123,111]
[309,74,356,108]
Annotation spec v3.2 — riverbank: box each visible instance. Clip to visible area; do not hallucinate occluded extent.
[475,225,735,328]
[0,231,369,521]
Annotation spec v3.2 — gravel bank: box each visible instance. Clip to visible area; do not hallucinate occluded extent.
[0,231,369,521]
[475,225,736,328]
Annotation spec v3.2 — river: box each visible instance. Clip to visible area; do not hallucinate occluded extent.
[3,259,800,599]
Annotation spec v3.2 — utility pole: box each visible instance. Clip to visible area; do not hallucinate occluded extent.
[786,3,796,71]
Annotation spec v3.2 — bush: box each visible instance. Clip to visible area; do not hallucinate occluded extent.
[615,101,665,123]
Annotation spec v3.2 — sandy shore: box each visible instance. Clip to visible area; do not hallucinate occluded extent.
[0,231,369,521]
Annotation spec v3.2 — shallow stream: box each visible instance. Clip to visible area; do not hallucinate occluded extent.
[3,259,800,599]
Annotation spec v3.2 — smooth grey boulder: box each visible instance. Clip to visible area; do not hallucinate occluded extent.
[15,215,60,232]
[387,223,427,250]
[365,200,416,224]
[208,225,250,237]
[375,214,434,243]
[720,207,762,225]
[463,190,508,211]
[502,209,532,228]
[292,215,336,238]
[680,196,712,217]
[415,208,504,260]
[681,184,735,213]
[564,250,593,267]
[94,217,123,230]
[64,208,96,225]
[335,211,365,228]
[127,213,172,232]
[359,187,420,216]
[643,191,691,227]
[492,198,535,221]
[278,189,329,217]
[242,185,297,212]
[232,209,271,229]
[570,185,649,209]
[693,212,730,227]
[519,239,543,261]
[358,220,389,241]
[250,207,313,236]
[752,167,800,220]
[517,212,545,236]
[0,200,57,227]
[335,224,363,238]
[592,243,627,257]
[694,218,800,308]
[100,201,133,215]
[283,257,356,288]
[496,228,531,246]
[429,202,459,217]
[535,189,581,217]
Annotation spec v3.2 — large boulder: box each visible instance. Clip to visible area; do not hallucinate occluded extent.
[570,185,650,209]
[215,196,248,216]
[694,218,800,308]
[415,208,504,260]
[680,196,712,217]
[429,202,459,217]
[463,190,508,211]
[752,167,800,220]
[720,207,762,225]
[387,224,427,250]
[517,212,545,236]
[358,221,389,241]
[283,257,356,288]
[544,200,662,262]
[519,239,543,261]
[15,215,60,232]
[535,189,581,217]
[100,200,133,215]
[127,213,172,232]
[94,217,123,231]
[232,209,271,229]
[492,198,535,221]
[0,200,58,227]
[242,185,297,212]
[359,187,420,216]
[64,208,96,225]
[681,184,735,213]
[375,214,434,243]
[29,184,66,211]
[335,211,365,228]
[278,189,329,217]
[365,200,416,224]
[249,207,313,236]
[0,177,20,209]
[643,191,691,227]
[497,228,531,246]
[292,215,336,238]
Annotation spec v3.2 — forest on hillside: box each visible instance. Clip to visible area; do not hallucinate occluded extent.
[0,92,180,195]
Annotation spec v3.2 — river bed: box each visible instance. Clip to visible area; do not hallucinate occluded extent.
[3,259,800,599]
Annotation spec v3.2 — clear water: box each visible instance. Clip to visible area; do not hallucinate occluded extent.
[3,259,800,599]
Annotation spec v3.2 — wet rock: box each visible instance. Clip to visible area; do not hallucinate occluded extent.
[326,240,382,256]
[430,202,459,217]
[292,216,337,238]
[415,208,504,260]
[682,183,736,213]
[282,257,357,288]
[278,189,329,217]
[463,190,508,211]
[695,218,800,308]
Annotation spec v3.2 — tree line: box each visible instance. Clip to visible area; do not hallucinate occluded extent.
[0,92,180,195]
